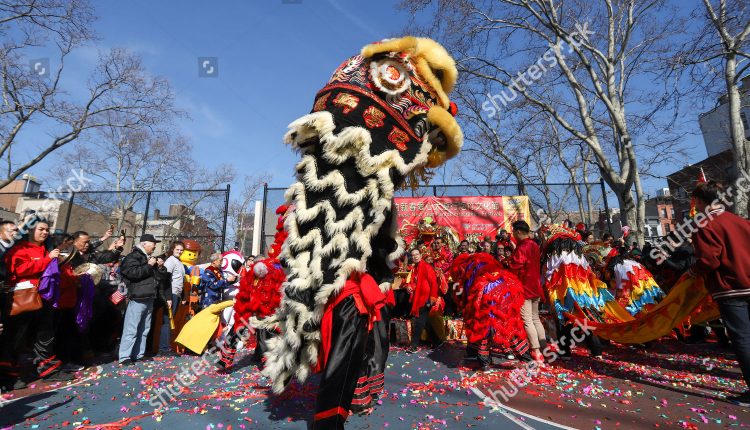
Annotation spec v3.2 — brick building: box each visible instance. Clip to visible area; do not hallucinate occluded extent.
[667,150,737,220]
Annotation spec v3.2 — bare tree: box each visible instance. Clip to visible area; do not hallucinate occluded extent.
[401,0,689,244]
[674,0,750,217]
[228,174,271,256]
[450,77,547,215]
[0,0,95,46]
[50,126,236,246]
[0,0,177,188]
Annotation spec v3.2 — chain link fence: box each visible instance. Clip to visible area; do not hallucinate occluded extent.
[260,180,614,252]
[0,186,231,255]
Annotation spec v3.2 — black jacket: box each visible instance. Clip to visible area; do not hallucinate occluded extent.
[153,266,172,307]
[71,248,122,269]
[121,247,160,300]
[661,245,694,274]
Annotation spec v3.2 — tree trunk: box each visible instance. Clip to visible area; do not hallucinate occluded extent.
[586,185,595,227]
[561,155,587,227]
[582,151,596,227]
[633,168,646,246]
[613,184,638,245]
[725,54,750,218]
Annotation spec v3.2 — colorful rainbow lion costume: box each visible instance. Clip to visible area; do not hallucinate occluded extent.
[546,227,719,345]
[604,249,665,317]
[261,37,462,425]
[543,226,632,324]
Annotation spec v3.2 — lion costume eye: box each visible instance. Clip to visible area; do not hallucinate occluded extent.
[370,58,411,96]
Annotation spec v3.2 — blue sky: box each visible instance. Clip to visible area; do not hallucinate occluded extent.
[25,0,709,198]
[30,0,410,188]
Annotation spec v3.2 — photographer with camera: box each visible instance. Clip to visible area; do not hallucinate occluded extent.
[118,234,168,366]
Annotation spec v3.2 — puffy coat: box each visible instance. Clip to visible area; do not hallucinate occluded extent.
[120,247,159,300]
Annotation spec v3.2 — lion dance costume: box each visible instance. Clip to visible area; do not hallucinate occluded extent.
[217,205,289,371]
[543,226,632,356]
[261,37,462,429]
[545,231,719,346]
[449,253,528,365]
[605,248,665,317]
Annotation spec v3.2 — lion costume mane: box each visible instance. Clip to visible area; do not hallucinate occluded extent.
[262,37,463,393]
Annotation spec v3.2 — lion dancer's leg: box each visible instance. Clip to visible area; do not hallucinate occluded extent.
[217,323,273,371]
[216,328,240,371]
[314,296,369,430]
[252,327,275,366]
[558,321,602,358]
[351,306,390,413]
[219,285,239,344]
[369,306,390,399]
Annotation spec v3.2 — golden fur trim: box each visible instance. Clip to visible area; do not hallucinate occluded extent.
[360,36,419,59]
[413,57,450,108]
[361,37,457,109]
[426,106,463,167]
[414,37,458,94]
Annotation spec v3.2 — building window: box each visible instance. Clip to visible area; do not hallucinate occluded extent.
[742,112,750,134]
[670,208,675,218]
[661,208,667,218]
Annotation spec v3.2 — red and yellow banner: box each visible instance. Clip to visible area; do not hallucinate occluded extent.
[394,196,530,242]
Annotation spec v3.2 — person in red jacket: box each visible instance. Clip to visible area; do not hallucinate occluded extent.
[405,248,440,353]
[4,216,71,382]
[689,181,750,406]
[507,220,547,363]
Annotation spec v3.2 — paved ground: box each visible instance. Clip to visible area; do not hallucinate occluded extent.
[1,339,749,429]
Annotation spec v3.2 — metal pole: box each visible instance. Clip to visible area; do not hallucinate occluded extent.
[260,183,268,254]
[432,185,437,197]
[62,192,75,232]
[142,191,151,237]
[600,178,612,234]
[221,184,231,251]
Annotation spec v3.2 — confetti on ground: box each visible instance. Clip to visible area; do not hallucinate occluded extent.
[1,339,748,429]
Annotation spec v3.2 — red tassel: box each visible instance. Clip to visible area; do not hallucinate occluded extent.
[448,101,458,116]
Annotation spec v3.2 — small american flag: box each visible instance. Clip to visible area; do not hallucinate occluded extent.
[110,288,125,305]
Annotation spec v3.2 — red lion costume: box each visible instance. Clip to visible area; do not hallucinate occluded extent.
[450,253,528,365]
[233,204,289,332]
[217,205,289,371]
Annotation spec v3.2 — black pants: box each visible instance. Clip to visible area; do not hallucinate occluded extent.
[558,322,602,357]
[351,306,390,412]
[55,308,94,363]
[252,327,273,364]
[313,296,368,430]
[4,305,59,377]
[89,287,122,353]
[411,305,439,347]
[390,289,411,319]
[717,297,750,388]
[443,292,460,317]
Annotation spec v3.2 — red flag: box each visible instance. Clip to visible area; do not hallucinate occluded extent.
[689,168,707,217]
